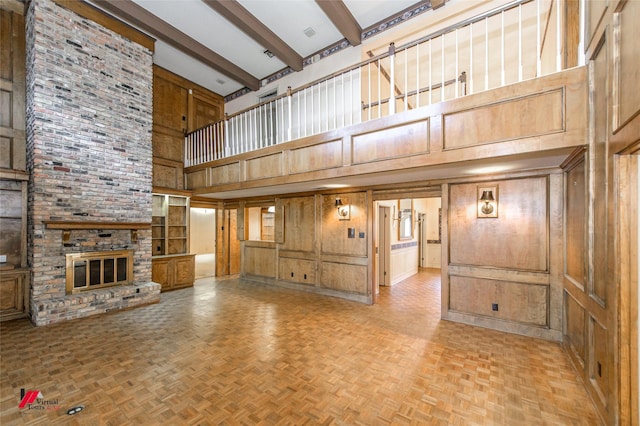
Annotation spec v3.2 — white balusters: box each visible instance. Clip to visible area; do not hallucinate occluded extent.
[185,0,568,167]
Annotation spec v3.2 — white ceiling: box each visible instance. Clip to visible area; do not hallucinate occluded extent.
[92,0,428,97]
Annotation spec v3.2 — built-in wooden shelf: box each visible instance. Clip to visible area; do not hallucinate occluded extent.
[44,221,151,242]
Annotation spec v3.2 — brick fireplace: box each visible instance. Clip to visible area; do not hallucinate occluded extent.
[25,0,160,326]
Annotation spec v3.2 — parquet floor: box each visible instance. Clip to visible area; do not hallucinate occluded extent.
[1,269,601,425]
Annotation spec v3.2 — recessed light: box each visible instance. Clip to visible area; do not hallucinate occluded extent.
[466,165,512,174]
[215,78,225,85]
[323,184,350,189]
[304,27,316,38]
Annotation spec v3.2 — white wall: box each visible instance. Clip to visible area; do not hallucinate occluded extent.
[189,208,216,254]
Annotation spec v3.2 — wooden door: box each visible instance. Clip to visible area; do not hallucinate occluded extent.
[216,208,240,276]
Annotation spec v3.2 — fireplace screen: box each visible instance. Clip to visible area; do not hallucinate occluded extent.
[66,250,133,294]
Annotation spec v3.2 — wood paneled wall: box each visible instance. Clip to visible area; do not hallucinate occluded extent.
[562,0,640,424]
[443,175,563,340]
[240,192,371,303]
[0,4,25,172]
[153,66,223,191]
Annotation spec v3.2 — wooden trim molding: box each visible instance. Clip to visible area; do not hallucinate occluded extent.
[44,221,151,243]
[51,0,155,51]
[44,221,151,230]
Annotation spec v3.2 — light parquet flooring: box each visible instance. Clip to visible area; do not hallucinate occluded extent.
[1,269,600,425]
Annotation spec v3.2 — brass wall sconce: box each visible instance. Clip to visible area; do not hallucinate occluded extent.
[477,185,498,218]
[335,197,350,220]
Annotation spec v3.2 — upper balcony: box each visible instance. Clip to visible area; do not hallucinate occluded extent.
[185,0,587,199]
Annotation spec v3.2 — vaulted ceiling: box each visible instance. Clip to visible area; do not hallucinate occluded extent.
[88,0,443,98]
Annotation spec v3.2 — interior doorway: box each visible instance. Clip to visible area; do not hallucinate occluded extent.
[190,207,216,278]
[373,196,442,303]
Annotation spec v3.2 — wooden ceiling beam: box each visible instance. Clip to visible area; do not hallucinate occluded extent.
[202,0,303,72]
[315,0,361,46]
[91,0,260,91]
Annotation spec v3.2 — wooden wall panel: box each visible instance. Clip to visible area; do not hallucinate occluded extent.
[449,177,548,271]
[564,154,587,289]
[0,8,25,171]
[279,257,316,285]
[320,192,368,257]
[614,0,640,130]
[449,276,548,326]
[320,262,367,294]
[153,131,183,162]
[590,315,609,405]
[153,65,224,190]
[244,246,276,278]
[442,90,564,150]
[245,153,283,180]
[591,34,608,304]
[289,139,342,174]
[586,0,607,47]
[211,163,240,185]
[352,119,429,164]
[185,169,207,188]
[191,94,223,131]
[0,137,12,169]
[153,161,182,189]
[564,290,586,366]
[282,196,315,252]
[153,73,188,134]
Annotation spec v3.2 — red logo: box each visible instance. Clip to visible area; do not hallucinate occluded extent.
[19,389,43,409]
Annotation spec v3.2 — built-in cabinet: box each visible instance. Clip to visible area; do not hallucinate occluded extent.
[151,193,195,291]
[0,179,29,321]
[151,254,195,292]
[152,194,189,256]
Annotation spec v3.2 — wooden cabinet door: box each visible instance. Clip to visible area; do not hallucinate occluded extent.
[174,256,195,287]
[0,270,28,321]
[152,258,170,290]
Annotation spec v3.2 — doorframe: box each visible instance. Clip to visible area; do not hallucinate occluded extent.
[376,205,391,292]
[617,145,639,425]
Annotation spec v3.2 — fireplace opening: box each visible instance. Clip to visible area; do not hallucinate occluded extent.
[66,250,133,294]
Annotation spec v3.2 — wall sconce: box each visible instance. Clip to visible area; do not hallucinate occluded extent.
[477,185,498,218]
[335,197,350,220]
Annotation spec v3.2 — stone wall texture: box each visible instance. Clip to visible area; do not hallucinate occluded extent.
[25,0,159,325]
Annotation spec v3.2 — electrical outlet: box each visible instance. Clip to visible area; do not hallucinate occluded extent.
[0,255,7,263]
[491,303,499,311]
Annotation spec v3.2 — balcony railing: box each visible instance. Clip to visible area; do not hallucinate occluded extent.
[185,0,572,167]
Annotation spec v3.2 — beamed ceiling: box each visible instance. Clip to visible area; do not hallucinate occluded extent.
[88,0,444,98]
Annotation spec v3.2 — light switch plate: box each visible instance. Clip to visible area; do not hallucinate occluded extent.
[0,255,7,263]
